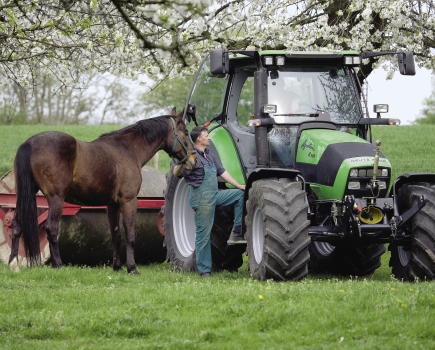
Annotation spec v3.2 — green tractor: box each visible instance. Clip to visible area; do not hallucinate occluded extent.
[162,49,435,282]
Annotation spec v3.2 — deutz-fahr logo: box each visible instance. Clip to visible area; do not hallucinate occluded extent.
[301,138,315,151]
[301,138,315,158]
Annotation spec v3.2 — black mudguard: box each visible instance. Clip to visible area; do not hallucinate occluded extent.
[392,173,435,197]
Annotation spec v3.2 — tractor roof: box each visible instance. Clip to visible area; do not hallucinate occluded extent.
[230,50,360,59]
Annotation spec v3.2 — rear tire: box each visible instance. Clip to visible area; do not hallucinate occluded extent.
[389,182,435,281]
[309,242,386,276]
[163,161,244,272]
[245,178,310,281]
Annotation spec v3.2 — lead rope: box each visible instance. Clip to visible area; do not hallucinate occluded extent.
[169,117,196,165]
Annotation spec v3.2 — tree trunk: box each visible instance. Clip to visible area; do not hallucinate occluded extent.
[48,77,52,124]
[39,75,46,123]
[34,79,40,123]
[13,83,28,123]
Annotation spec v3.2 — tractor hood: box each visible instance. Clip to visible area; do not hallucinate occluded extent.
[295,129,387,187]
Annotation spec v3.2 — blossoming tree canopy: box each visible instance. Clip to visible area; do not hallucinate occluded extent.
[1,0,434,89]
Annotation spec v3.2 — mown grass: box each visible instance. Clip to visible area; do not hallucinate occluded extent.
[0,252,434,350]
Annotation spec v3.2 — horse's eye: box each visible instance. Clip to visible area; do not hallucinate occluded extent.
[184,130,188,136]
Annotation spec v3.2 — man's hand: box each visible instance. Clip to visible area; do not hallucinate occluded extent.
[220,171,245,190]
[173,164,183,177]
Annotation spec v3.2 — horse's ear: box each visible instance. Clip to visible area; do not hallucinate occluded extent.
[171,107,177,116]
[177,107,185,119]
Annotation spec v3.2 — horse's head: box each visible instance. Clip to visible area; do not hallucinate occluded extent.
[167,107,197,170]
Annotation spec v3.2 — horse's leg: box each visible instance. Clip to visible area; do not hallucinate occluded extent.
[107,204,123,272]
[45,196,64,268]
[9,212,23,272]
[122,198,140,274]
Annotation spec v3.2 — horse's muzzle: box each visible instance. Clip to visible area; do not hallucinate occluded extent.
[185,154,197,170]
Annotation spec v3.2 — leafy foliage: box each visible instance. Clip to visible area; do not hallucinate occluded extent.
[2,0,435,93]
[138,75,194,118]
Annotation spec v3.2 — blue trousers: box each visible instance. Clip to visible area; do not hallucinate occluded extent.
[189,187,244,273]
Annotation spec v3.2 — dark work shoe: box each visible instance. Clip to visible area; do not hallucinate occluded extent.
[200,272,211,278]
[227,232,247,245]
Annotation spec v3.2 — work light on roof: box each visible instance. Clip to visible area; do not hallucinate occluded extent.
[263,56,274,65]
[343,56,361,66]
[276,56,285,66]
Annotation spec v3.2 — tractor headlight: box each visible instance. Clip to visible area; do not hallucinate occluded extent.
[353,56,361,65]
[348,181,360,190]
[343,56,361,66]
[350,169,358,177]
[276,56,285,65]
[374,104,389,113]
[262,105,277,114]
[344,56,353,65]
[378,181,387,189]
[389,119,401,125]
[263,56,274,65]
[381,169,388,177]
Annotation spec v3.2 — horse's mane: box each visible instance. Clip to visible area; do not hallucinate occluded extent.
[98,115,170,143]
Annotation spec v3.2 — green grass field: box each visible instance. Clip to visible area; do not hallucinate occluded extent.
[1,124,435,349]
[1,252,434,350]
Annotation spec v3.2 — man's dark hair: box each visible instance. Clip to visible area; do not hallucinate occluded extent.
[190,126,208,143]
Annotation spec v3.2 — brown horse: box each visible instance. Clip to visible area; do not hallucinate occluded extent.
[9,108,196,274]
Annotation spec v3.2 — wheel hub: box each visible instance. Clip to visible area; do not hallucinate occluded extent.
[398,246,411,266]
[313,241,335,256]
[173,179,196,257]
[252,206,264,264]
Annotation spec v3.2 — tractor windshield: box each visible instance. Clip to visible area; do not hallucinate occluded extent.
[267,66,361,124]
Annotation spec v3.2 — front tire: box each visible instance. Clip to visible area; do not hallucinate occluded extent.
[389,182,435,281]
[245,178,310,281]
[163,161,244,272]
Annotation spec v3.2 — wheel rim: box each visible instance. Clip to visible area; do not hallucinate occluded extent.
[398,246,411,266]
[253,206,264,264]
[313,241,335,256]
[173,179,196,257]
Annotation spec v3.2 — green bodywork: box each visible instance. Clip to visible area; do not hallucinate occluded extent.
[210,126,392,199]
[296,129,392,200]
[208,122,246,187]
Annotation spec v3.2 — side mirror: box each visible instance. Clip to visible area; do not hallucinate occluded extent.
[398,51,416,76]
[210,49,229,75]
[373,104,388,118]
[185,104,198,126]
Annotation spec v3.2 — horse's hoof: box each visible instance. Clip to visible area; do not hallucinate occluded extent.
[129,269,141,275]
[9,257,20,273]
[113,266,124,272]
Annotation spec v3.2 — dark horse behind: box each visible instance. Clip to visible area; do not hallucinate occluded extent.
[9,108,196,273]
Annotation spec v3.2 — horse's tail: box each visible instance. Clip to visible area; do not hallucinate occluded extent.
[14,142,41,266]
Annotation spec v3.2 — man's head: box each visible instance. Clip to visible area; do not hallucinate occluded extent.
[190,126,210,150]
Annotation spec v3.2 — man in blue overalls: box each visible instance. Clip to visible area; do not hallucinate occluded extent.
[174,126,246,278]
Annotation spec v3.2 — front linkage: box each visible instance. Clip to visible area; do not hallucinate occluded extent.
[308,140,426,247]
